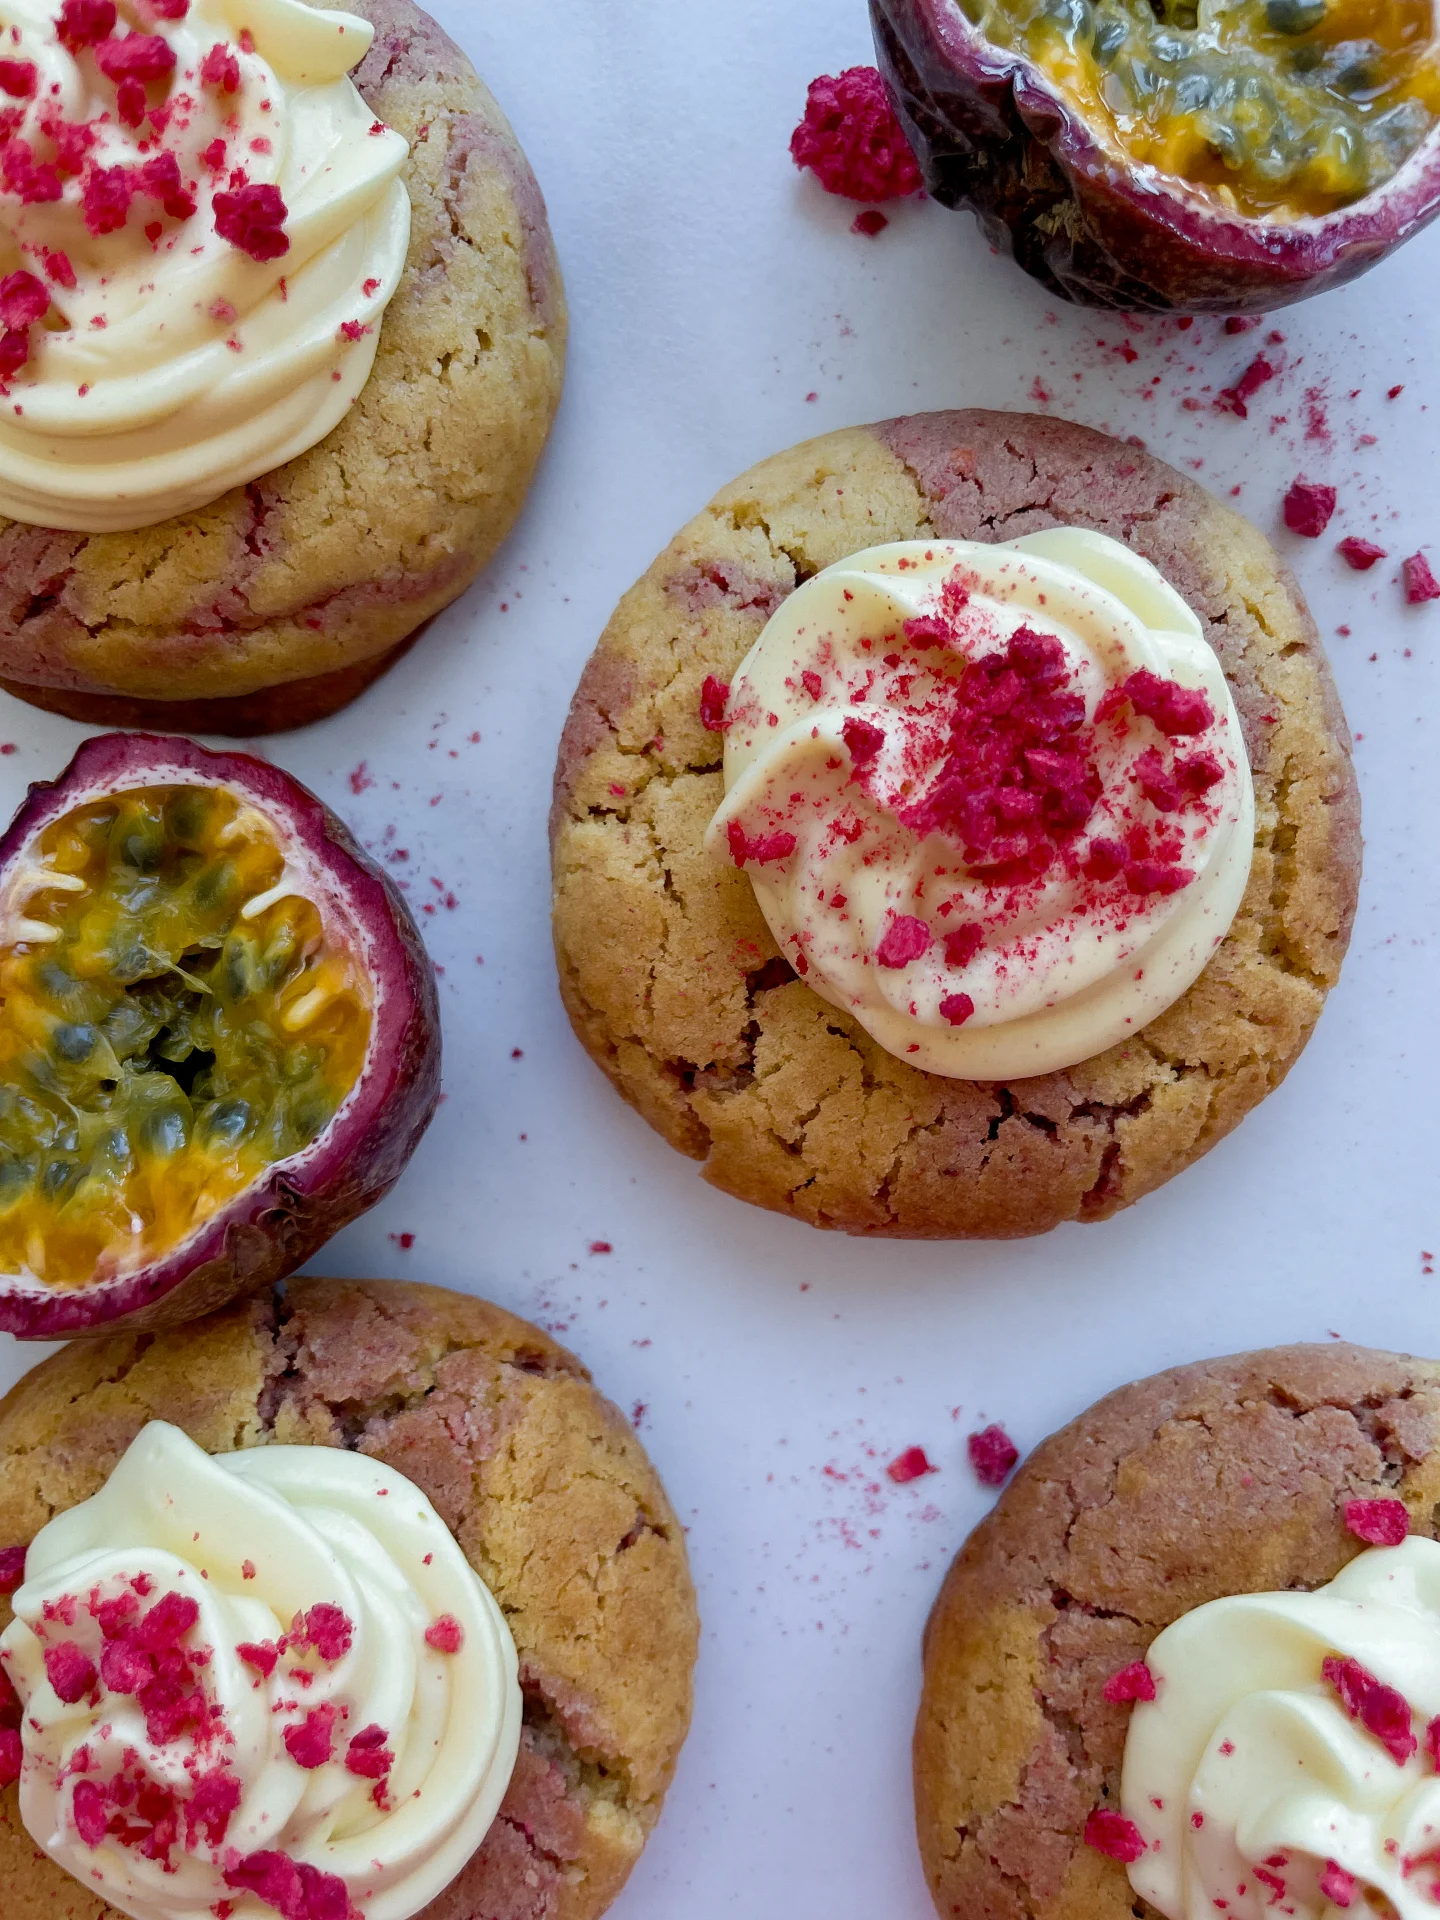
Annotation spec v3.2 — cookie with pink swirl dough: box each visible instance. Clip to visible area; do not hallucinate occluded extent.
[913,1343,1440,1920]
[0,1278,698,1920]
[0,0,566,737]
[550,410,1360,1239]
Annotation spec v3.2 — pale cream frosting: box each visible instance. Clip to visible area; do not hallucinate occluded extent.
[703,532,1254,1079]
[1123,1536,1440,1920]
[0,0,410,531]
[0,1421,521,1920]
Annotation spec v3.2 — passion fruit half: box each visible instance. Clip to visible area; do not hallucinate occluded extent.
[872,0,1440,309]
[0,734,439,1338]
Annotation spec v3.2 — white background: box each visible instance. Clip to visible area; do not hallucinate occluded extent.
[3,3,1440,1913]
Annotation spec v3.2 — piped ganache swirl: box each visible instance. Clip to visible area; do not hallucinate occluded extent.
[0,0,410,532]
[704,531,1254,1081]
[0,1420,520,1920]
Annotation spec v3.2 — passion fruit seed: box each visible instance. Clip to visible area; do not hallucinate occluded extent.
[0,784,372,1288]
[972,0,1439,214]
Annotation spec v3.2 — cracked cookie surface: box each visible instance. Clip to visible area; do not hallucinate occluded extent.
[0,0,567,736]
[0,1277,698,1920]
[913,1343,1440,1920]
[550,410,1360,1239]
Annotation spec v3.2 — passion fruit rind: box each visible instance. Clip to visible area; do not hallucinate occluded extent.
[0,733,440,1339]
[872,0,1440,311]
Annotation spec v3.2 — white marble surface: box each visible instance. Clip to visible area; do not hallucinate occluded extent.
[1,2,1438,1913]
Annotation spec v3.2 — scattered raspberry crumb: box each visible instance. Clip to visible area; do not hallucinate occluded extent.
[363,276,381,296]
[968,1424,1019,1487]
[0,1726,19,1788]
[338,319,370,342]
[1344,1498,1409,1546]
[225,1850,355,1920]
[283,1706,337,1770]
[0,744,14,757]
[842,714,886,764]
[0,59,36,99]
[1319,1861,1356,1908]
[589,1240,612,1254]
[886,1446,936,1484]
[424,1615,463,1654]
[237,1640,278,1677]
[1338,537,1386,571]
[0,273,46,334]
[1224,315,1262,334]
[241,1560,256,1581]
[1323,1654,1416,1763]
[1388,384,1404,399]
[44,1641,96,1704]
[1083,1808,1146,1864]
[939,993,974,1027]
[344,1724,393,1780]
[876,914,932,968]
[0,1545,24,1593]
[1103,1661,1157,1704]
[41,249,76,289]
[790,66,922,202]
[699,674,730,730]
[726,821,796,868]
[57,0,117,52]
[1215,356,1277,418]
[1282,479,1336,538]
[1403,553,1440,604]
[348,761,374,795]
[851,209,888,236]
[388,1231,414,1251]
[213,181,289,261]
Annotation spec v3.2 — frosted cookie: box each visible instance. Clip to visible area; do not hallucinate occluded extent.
[0,0,565,734]
[551,411,1360,1238]
[913,1342,1440,1920]
[0,1277,697,1920]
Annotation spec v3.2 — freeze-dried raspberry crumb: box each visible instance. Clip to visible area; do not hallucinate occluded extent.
[939,993,974,1027]
[1126,859,1193,897]
[42,249,76,288]
[3,140,62,204]
[200,42,240,91]
[852,208,887,236]
[699,674,730,730]
[886,1446,935,1483]
[283,1704,338,1770]
[1215,355,1277,418]
[72,1776,107,1845]
[94,31,176,85]
[0,59,37,98]
[344,1724,393,1779]
[99,1635,151,1695]
[1175,751,1223,794]
[148,0,190,15]
[1426,1714,1440,1768]
[876,913,931,968]
[201,137,226,171]
[137,1590,199,1649]
[213,181,289,261]
[1338,537,1385,570]
[0,332,26,379]
[726,820,797,867]
[968,1423,1019,1486]
[186,1766,240,1847]
[1319,1861,1356,1908]
[290,1604,353,1663]
[1403,553,1440,604]
[790,67,922,202]
[1083,1808,1146,1864]
[237,1640,278,1677]
[225,1851,359,1920]
[1344,1498,1409,1546]
[1282,479,1337,538]
[0,1726,19,1787]
[83,164,135,236]
[44,1641,97,1704]
[57,0,116,50]
[0,1545,25,1594]
[338,319,370,341]
[1323,1654,1415,1763]
[943,924,984,969]
[801,668,823,699]
[1103,1660,1157,1704]
[842,715,885,764]
[1119,668,1214,737]
[1082,837,1127,882]
[424,1615,464,1654]
[139,149,195,219]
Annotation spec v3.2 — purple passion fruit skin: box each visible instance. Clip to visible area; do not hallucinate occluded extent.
[872,0,1440,311]
[0,733,440,1339]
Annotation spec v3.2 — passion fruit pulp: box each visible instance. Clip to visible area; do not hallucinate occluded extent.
[873,0,1440,309]
[0,734,440,1337]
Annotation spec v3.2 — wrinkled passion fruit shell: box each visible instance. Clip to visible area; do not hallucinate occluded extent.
[0,733,440,1338]
[872,0,1440,311]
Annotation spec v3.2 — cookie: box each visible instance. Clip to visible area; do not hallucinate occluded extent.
[551,410,1360,1239]
[0,0,566,736]
[0,1277,698,1920]
[913,1344,1440,1920]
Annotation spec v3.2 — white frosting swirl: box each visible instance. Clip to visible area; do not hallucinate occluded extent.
[1123,1537,1440,1920]
[704,532,1254,1079]
[0,1421,520,1920]
[0,0,410,531]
